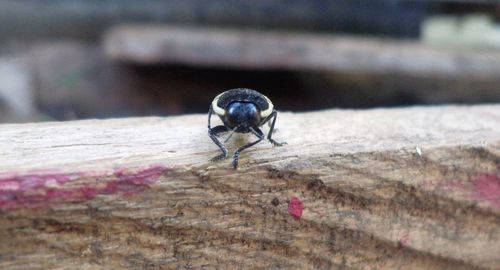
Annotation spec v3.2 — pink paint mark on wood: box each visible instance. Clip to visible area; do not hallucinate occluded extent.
[0,165,168,210]
[0,180,20,191]
[397,232,411,249]
[430,173,500,210]
[288,197,304,220]
[472,174,500,209]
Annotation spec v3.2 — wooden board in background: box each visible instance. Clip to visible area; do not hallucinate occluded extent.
[105,25,500,80]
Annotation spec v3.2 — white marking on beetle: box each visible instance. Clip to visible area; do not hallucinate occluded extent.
[211,91,226,116]
[260,94,274,118]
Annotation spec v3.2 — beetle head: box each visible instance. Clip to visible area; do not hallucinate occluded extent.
[225,101,261,132]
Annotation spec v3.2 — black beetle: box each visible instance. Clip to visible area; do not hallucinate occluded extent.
[208,88,286,168]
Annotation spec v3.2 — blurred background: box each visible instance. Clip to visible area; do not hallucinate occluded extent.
[1,0,500,123]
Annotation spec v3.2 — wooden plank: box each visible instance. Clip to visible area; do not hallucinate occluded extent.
[0,105,499,269]
[0,0,426,41]
[105,25,500,79]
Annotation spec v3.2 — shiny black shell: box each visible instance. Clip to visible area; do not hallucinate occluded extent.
[215,88,270,112]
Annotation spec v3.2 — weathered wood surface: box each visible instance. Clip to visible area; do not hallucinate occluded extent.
[0,105,499,269]
[105,25,500,79]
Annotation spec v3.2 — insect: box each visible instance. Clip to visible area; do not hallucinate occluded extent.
[208,88,286,168]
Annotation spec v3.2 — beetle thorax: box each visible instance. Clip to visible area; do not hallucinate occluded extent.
[224,101,261,132]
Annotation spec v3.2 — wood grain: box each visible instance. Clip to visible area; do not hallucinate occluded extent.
[0,105,499,269]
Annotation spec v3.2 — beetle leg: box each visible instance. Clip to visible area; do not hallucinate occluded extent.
[207,104,215,129]
[208,106,229,161]
[209,128,229,161]
[211,125,229,137]
[232,127,264,169]
[262,110,287,146]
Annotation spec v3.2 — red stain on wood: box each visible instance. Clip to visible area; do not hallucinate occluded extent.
[472,174,500,209]
[397,232,411,249]
[288,197,304,220]
[429,173,500,210]
[0,165,168,210]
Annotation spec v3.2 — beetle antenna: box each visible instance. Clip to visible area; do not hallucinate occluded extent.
[224,126,239,143]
